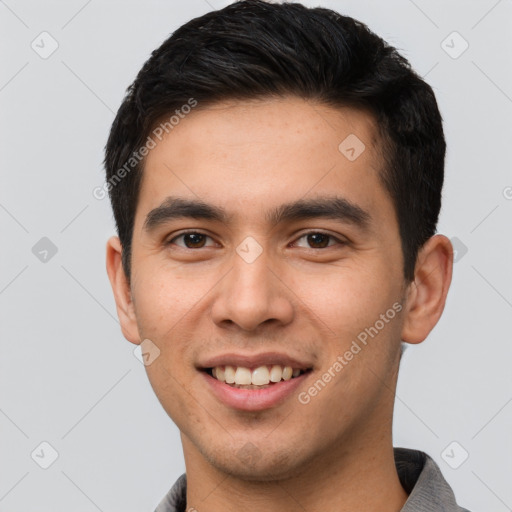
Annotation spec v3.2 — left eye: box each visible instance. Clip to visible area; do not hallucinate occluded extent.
[293,232,343,249]
[168,232,216,249]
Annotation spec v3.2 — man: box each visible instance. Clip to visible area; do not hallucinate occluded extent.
[104,1,470,510]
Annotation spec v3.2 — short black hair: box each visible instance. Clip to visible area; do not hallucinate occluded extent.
[104,0,446,284]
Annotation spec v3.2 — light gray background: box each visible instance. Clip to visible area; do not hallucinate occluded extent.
[1,0,511,511]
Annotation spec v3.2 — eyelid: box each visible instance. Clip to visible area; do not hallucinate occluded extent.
[291,230,348,248]
[166,229,347,249]
[166,230,217,247]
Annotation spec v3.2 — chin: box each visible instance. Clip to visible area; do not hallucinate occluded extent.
[204,442,307,482]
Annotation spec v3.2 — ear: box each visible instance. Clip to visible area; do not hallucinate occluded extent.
[401,234,453,344]
[105,236,140,345]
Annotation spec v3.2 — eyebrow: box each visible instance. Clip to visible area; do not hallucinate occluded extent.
[143,195,371,233]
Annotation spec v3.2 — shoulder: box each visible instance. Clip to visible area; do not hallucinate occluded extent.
[154,473,187,512]
[394,447,472,511]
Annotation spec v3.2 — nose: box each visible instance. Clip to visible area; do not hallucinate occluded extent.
[210,245,294,332]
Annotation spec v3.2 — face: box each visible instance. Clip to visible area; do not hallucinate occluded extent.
[120,97,410,480]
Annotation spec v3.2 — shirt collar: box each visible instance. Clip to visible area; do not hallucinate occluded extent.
[394,447,469,511]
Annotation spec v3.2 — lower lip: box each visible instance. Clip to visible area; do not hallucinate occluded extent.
[201,371,309,411]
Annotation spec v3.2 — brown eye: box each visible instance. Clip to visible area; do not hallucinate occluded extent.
[294,231,344,249]
[306,233,330,248]
[182,233,207,248]
[167,232,215,249]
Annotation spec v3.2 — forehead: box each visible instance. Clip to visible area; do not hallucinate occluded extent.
[137,96,391,227]
[145,96,382,165]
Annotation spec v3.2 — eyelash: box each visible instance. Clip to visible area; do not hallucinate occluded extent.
[165,230,347,250]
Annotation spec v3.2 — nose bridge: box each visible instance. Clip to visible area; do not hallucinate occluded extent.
[233,241,273,302]
[211,237,294,331]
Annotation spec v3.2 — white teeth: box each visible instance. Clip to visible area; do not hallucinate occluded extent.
[269,365,283,382]
[210,364,305,386]
[251,366,270,385]
[216,366,225,382]
[282,366,293,381]
[224,365,236,384]
[234,367,252,385]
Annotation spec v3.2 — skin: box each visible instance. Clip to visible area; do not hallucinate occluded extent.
[106,96,453,512]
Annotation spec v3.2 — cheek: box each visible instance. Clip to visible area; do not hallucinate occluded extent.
[298,274,403,426]
[144,357,202,433]
[130,272,201,401]
[289,259,400,335]
[131,261,198,336]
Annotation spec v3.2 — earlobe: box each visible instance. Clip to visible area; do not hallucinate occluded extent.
[401,234,453,345]
[105,236,141,345]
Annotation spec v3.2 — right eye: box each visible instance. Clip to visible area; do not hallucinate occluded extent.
[166,231,217,249]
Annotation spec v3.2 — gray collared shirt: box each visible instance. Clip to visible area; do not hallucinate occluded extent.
[154,447,471,511]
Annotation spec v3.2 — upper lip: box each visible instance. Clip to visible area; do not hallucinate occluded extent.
[198,352,313,371]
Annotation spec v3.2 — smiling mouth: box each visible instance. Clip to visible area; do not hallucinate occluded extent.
[203,364,312,389]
